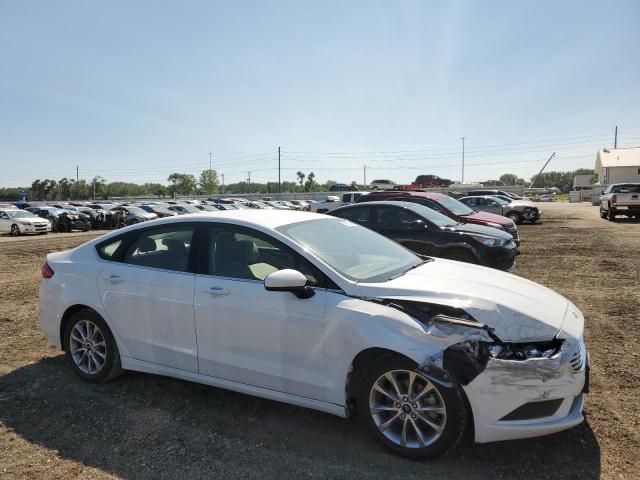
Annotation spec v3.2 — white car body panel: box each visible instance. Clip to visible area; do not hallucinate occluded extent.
[38,210,586,445]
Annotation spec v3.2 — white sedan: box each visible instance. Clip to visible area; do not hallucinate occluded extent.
[38,210,588,458]
[0,208,51,235]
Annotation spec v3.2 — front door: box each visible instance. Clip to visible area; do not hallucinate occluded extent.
[97,224,198,372]
[193,224,328,401]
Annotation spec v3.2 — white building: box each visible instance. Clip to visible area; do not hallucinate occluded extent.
[595,147,640,184]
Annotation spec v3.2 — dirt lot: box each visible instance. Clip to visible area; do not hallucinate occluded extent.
[0,203,638,479]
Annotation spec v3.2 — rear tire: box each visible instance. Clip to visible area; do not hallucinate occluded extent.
[64,309,122,383]
[607,206,616,221]
[358,356,467,459]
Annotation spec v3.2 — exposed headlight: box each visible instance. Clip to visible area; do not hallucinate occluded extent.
[469,234,505,247]
[18,221,33,226]
[488,340,562,360]
[485,222,503,229]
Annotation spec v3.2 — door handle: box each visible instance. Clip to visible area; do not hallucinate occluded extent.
[203,286,230,296]
[107,275,124,284]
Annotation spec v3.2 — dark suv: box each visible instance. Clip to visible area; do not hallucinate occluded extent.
[356,190,519,244]
[329,201,517,271]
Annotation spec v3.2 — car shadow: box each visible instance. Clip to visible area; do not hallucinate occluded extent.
[0,356,601,479]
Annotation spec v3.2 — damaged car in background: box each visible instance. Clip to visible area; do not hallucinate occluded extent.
[38,211,588,459]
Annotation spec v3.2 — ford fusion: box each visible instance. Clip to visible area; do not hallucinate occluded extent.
[39,210,588,459]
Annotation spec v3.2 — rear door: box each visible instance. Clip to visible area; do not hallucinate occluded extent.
[97,224,198,372]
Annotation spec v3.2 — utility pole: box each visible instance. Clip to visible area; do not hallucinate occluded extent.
[76,165,79,182]
[363,165,367,186]
[460,137,465,183]
[529,152,556,188]
[278,147,281,193]
[247,171,251,184]
[208,152,212,170]
[93,179,96,200]
[222,174,225,194]
[614,126,618,149]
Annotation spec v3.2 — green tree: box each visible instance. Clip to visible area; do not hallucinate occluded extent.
[296,171,305,190]
[304,172,316,192]
[167,173,197,196]
[199,169,220,195]
[499,173,525,186]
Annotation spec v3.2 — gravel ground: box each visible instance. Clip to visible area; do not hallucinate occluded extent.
[0,203,638,479]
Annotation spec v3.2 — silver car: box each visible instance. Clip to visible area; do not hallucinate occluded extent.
[459,196,541,224]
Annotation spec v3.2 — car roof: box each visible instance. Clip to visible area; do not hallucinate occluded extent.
[364,190,447,200]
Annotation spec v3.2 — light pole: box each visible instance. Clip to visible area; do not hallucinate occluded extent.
[460,137,465,183]
[208,152,212,170]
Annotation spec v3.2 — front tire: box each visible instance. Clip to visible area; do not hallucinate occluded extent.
[446,249,477,265]
[506,211,522,224]
[64,309,122,382]
[358,357,467,459]
[10,224,20,237]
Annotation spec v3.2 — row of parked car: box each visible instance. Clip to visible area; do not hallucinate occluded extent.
[0,197,321,237]
[2,189,540,272]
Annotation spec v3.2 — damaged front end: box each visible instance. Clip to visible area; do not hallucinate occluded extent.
[365,297,587,443]
[369,298,565,387]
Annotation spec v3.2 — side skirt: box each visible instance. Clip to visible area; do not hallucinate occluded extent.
[120,356,347,418]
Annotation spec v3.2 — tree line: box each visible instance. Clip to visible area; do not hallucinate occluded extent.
[0,168,595,201]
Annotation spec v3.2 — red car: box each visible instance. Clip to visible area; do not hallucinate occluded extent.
[356,190,519,243]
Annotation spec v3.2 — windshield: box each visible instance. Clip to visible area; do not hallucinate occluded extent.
[278,218,422,282]
[7,210,38,219]
[403,203,458,227]
[125,206,148,215]
[437,196,474,216]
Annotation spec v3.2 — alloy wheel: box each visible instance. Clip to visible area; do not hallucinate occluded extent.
[369,369,447,449]
[69,320,107,375]
[10,225,20,237]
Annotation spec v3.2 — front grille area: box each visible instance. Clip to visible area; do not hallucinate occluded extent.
[505,224,519,241]
[570,340,586,373]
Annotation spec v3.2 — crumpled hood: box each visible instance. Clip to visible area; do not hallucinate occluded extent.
[356,259,568,342]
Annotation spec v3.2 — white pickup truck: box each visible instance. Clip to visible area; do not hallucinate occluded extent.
[600,183,640,221]
[310,192,369,213]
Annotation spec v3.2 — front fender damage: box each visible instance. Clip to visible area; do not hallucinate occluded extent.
[366,298,565,388]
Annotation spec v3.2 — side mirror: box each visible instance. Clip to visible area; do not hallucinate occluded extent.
[264,269,315,299]
[408,219,427,230]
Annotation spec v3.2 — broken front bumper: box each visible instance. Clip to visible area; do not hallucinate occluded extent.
[464,336,587,444]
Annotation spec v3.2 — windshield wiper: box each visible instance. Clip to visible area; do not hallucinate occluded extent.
[388,259,432,280]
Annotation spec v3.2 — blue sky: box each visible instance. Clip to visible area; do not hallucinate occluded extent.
[1,0,639,187]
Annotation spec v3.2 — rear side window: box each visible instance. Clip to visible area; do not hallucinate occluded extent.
[96,238,126,260]
[333,207,371,226]
[124,226,194,272]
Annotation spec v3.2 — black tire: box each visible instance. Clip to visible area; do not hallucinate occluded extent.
[446,249,477,265]
[506,211,522,224]
[63,309,122,383]
[600,207,607,219]
[357,356,467,460]
[607,205,616,221]
[10,224,20,237]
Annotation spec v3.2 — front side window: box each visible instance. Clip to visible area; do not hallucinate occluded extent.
[124,226,194,272]
[206,226,320,286]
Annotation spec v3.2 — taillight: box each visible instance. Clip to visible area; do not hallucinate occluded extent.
[42,261,54,279]
[611,194,617,204]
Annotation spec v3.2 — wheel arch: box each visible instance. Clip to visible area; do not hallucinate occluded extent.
[59,304,101,350]
[345,347,417,414]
